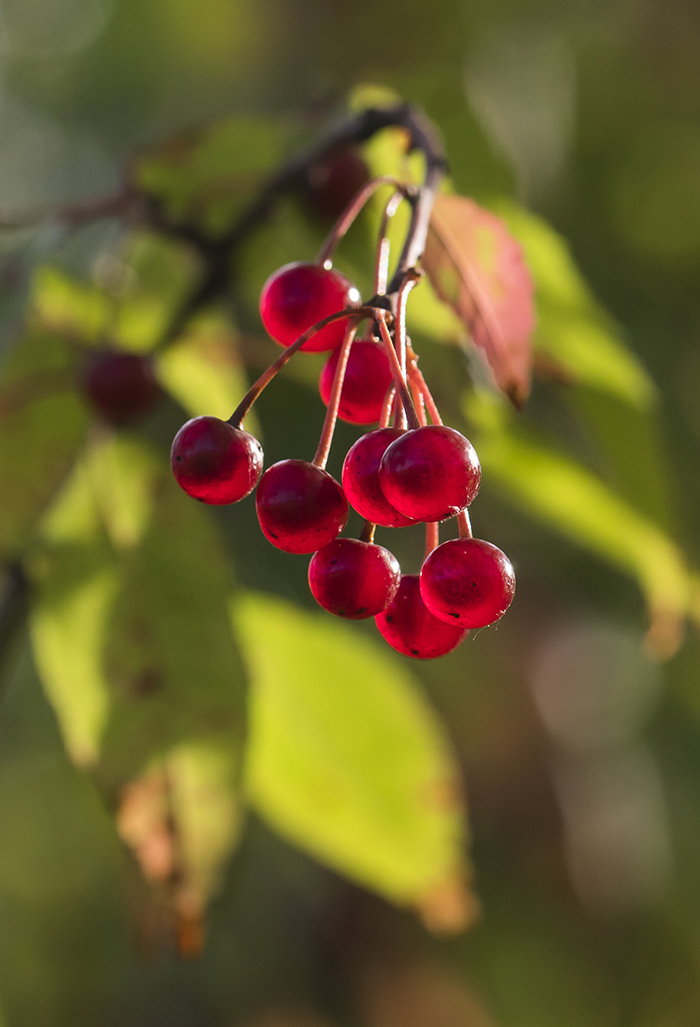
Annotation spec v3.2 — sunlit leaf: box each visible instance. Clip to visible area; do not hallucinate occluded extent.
[133,116,295,236]
[156,312,249,421]
[238,594,472,922]
[424,194,535,406]
[468,392,690,655]
[493,201,655,409]
[0,327,89,559]
[28,433,247,930]
[33,235,196,353]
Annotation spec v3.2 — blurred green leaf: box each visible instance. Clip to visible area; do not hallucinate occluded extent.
[156,311,249,420]
[27,433,246,921]
[133,116,296,236]
[0,326,89,559]
[493,201,655,409]
[33,235,196,353]
[468,391,690,651]
[238,594,471,919]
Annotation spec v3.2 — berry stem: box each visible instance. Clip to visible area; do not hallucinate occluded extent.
[379,385,396,429]
[407,346,443,424]
[406,363,440,560]
[410,376,427,424]
[229,305,374,426]
[374,191,404,296]
[424,522,440,557]
[392,392,407,430]
[360,520,377,544]
[375,313,421,430]
[458,508,473,539]
[394,269,421,374]
[312,319,360,469]
[316,177,412,268]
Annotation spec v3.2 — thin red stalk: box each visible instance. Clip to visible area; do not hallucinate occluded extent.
[313,319,360,469]
[392,392,407,430]
[360,520,376,544]
[394,270,420,375]
[424,522,439,557]
[458,509,473,539]
[410,377,427,425]
[316,177,412,267]
[408,358,443,425]
[374,191,403,296]
[229,305,375,426]
[379,385,396,429]
[375,314,420,430]
[408,369,439,559]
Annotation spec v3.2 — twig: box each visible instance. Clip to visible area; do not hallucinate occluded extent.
[0,190,138,232]
[152,103,447,346]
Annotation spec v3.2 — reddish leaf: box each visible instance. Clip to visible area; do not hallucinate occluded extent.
[423,194,535,406]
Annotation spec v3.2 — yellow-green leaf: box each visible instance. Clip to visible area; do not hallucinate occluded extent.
[156,313,250,421]
[28,432,247,927]
[237,594,469,913]
[493,200,655,409]
[0,327,89,558]
[468,392,689,651]
[30,432,246,783]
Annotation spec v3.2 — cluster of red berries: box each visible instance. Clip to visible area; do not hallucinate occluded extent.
[170,255,515,660]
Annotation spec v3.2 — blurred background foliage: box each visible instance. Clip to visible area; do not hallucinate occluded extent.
[0,0,699,1025]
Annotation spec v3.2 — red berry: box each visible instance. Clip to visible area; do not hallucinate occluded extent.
[305,146,370,221]
[379,425,481,523]
[308,538,400,619]
[171,416,263,505]
[420,538,515,629]
[259,262,359,353]
[83,349,159,425]
[375,574,468,659]
[319,337,393,425]
[256,459,348,553]
[342,428,417,528]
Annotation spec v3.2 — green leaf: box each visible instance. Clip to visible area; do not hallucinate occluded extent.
[132,116,296,236]
[468,391,690,650]
[492,200,655,409]
[0,326,89,559]
[156,312,250,421]
[27,433,246,923]
[33,235,196,353]
[237,594,470,917]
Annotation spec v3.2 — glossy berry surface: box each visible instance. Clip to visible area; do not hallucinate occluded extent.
[375,574,468,659]
[83,349,159,425]
[259,262,359,353]
[342,428,416,527]
[171,416,263,505]
[379,425,481,523]
[256,459,348,553]
[420,538,515,629]
[319,337,393,425]
[305,146,370,221]
[308,539,400,619]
